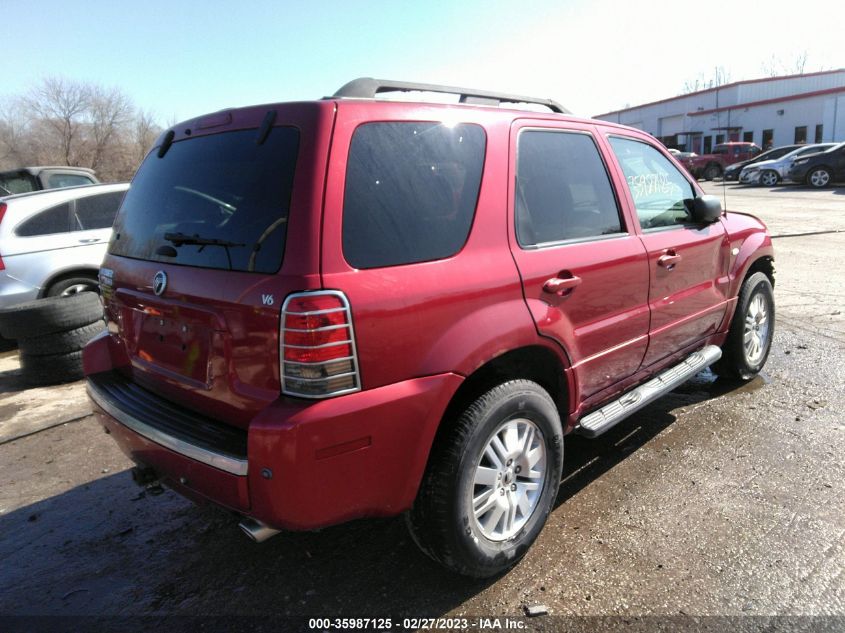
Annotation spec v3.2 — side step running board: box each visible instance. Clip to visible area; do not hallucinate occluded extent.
[575,345,722,438]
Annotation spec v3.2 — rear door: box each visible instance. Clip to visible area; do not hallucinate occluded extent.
[604,134,729,367]
[508,120,650,402]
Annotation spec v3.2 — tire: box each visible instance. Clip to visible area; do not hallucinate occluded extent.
[17,322,105,356]
[0,292,102,340]
[406,380,564,578]
[46,275,99,298]
[703,164,722,181]
[20,350,85,386]
[807,167,831,188]
[759,170,779,187]
[713,272,775,380]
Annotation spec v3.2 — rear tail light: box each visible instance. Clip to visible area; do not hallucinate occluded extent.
[281,290,361,398]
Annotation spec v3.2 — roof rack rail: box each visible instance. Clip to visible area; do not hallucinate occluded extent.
[331,77,569,114]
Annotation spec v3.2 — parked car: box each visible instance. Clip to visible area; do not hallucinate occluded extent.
[723,144,801,181]
[0,166,99,194]
[681,142,761,180]
[0,183,129,309]
[83,78,775,578]
[787,142,845,188]
[739,143,836,185]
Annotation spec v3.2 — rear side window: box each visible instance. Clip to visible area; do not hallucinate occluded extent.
[109,127,299,273]
[342,122,486,269]
[16,202,71,236]
[73,191,125,230]
[45,173,96,189]
[516,130,622,246]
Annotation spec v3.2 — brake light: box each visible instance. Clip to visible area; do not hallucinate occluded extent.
[281,290,361,398]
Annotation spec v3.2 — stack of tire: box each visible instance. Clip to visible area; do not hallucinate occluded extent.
[0,292,105,386]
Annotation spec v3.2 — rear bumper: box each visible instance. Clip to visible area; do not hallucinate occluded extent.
[84,332,462,530]
[0,275,39,311]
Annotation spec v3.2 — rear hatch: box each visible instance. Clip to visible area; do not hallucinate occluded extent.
[101,102,333,428]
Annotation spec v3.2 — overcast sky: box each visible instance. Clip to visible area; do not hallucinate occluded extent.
[6,0,845,122]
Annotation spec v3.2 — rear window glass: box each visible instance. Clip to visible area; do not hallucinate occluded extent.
[16,202,71,236]
[73,191,125,230]
[109,127,299,273]
[342,122,486,269]
[0,173,37,194]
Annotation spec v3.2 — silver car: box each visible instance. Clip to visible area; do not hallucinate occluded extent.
[0,183,128,308]
[739,143,836,185]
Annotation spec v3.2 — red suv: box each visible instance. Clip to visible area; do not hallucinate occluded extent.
[84,78,775,577]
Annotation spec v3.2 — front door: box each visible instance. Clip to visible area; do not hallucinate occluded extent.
[508,122,651,402]
[605,135,729,367]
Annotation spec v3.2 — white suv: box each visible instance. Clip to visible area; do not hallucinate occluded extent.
[0,183,128,309]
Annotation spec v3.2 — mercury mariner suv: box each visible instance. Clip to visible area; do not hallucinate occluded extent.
[84,78,776,578]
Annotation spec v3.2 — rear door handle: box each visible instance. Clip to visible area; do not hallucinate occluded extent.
[657,251,682,269]
[78,238,100,244]
[543,274,582,296]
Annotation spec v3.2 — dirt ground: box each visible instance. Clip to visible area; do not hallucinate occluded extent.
[0,183,843,632]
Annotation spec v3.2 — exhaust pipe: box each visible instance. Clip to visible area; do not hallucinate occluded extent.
[239,517,281,543]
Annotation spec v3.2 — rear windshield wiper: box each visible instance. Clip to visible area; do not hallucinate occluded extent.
[163,232,245,270]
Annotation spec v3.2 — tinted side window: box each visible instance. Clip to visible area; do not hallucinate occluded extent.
[73,191,125,230]
[516,130,622,246]
[342,122,485,269]
[46,173,96,189]
[609,136,696,230]
[16,203,71,236]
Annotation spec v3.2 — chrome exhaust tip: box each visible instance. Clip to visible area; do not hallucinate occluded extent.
[238,517,281,543]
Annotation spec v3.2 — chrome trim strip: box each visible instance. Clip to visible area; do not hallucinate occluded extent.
[283,356,356,367]
[284,306,346,316]
[284,371,358,383]
[283,323,350,333]
[283,339,353,350]
[87,380,249,476]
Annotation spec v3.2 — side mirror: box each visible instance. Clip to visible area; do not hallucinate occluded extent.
[691,195,723,223]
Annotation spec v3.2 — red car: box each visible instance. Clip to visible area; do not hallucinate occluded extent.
[682,142,762,180]
[84,78,775,577]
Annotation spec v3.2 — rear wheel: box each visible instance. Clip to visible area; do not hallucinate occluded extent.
[759,170,779,187]
[406,380,563,578]
[713,272,774,380]
[807,167,831,188]
[46,275,99,298]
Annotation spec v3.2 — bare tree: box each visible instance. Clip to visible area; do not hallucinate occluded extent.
[0,77,163,181]
[762,51,813,77]
[88,84,134,172]
[681,66,731,94]
[21,77,91,166]
[133,109,161,164]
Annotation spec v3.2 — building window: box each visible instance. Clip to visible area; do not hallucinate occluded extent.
[716,134,725,144]
[743,131,754,143]
[703,136,712,154]
[815,124,824,143]
[794,126,807,144]
[762,129,774,149]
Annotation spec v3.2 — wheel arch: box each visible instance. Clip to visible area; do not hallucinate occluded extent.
[37,267,100,298]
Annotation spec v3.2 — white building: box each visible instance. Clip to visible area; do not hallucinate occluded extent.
[594,69,845,154]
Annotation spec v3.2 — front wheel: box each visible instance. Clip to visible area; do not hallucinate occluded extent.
[406,380,564,578]
[713,272,775,380]
[807,167,831,188]
[759,170,779,187]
